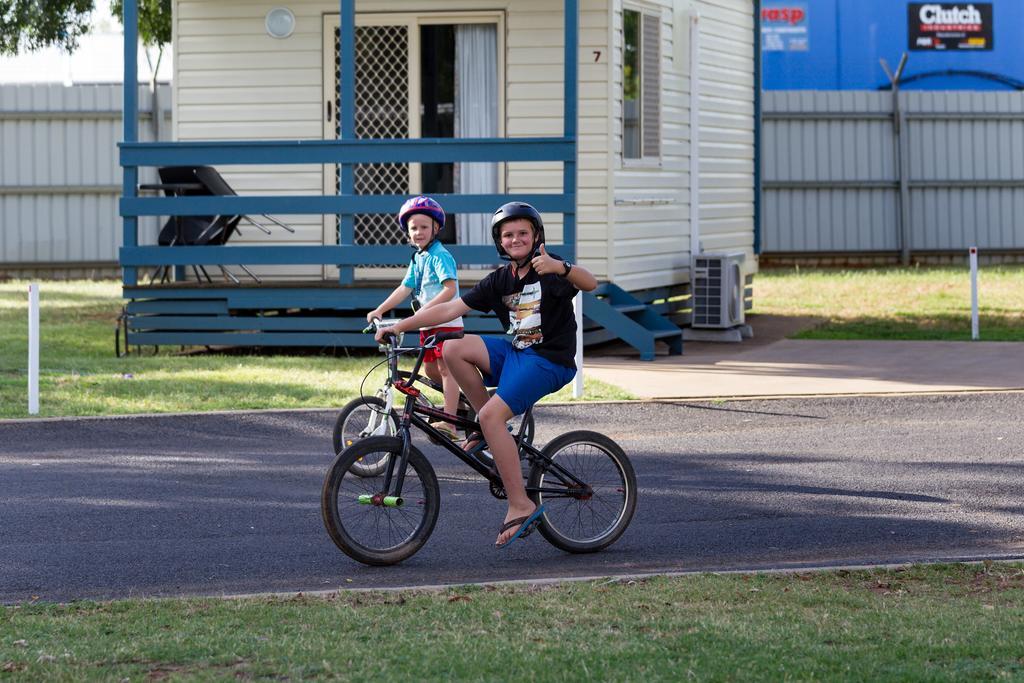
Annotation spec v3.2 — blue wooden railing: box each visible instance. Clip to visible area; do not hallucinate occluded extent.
[118,0,579,289]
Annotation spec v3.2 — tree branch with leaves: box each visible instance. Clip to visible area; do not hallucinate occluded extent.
[0,0,170,56]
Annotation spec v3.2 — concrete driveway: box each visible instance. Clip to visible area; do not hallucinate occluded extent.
[582,315,1024,398]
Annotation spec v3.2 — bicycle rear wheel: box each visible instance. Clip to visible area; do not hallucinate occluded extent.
[321,436,440,566]
[527,430,636,553]
[332,396,398,476]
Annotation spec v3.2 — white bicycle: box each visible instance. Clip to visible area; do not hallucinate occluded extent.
[333,322,535,476]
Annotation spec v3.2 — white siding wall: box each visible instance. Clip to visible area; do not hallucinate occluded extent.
[172,0,755,288]
[173,0,611,280]
[612,0,687,291]
[174,1,327,279]
[694,0,755,265]
[610,0,755,291]
[505,0,611,278]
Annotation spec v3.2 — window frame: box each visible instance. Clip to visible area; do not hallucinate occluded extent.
[621,3,662,168]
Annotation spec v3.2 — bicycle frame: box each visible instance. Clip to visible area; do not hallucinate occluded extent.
[373,336,591,504]
[357,363,446,441]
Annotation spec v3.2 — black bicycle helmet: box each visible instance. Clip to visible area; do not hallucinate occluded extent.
[490,202,545,261]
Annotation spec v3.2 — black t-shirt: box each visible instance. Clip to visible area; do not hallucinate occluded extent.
[461,255,580,369]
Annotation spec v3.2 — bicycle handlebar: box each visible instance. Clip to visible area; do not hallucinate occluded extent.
[365,318,464,353]
[362,317,384,334]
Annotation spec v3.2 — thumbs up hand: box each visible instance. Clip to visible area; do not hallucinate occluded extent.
[531,243,560,275]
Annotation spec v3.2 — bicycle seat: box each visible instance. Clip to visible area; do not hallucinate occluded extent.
[428,330,465,346]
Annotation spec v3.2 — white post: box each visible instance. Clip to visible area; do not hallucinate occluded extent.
[28,283,39,415]
[689,13,701,259]
[572,291,583,398]
[969,246,979,340]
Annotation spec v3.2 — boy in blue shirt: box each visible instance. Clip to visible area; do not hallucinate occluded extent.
[367,196,464,439]
[376,202,598,547]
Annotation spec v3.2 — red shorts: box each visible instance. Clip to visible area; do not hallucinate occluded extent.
[420,326,463,363]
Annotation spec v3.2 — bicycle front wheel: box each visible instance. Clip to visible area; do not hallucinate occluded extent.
[321,436,440,566]
[528,430,637,553]
[332,396,398,476]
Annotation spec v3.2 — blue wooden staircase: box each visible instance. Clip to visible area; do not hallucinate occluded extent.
[582,283,683,361]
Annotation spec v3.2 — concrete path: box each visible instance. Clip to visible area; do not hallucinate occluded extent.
[584,339,1024,399]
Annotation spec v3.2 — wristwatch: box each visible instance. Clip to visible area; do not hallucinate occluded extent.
[561,260,573,277]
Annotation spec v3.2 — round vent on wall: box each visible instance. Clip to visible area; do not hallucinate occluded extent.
[265,8,296,39]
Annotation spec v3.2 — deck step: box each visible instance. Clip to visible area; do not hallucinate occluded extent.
[582,283,683,361]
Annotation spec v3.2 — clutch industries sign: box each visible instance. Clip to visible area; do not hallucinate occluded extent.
[908,3,993,50]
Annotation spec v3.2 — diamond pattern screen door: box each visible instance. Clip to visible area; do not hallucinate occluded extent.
[322,12,503,280]
[322,15,420,279]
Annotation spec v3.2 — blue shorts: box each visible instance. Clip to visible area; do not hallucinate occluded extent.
[480,337,576,416]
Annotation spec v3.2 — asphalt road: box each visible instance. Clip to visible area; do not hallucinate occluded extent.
[1,393,1022,604]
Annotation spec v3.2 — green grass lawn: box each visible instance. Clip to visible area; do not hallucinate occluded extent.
[753,266,1024,341]
[0,280,632,419]
[4,268,1022,418]
[2,563,1022,680]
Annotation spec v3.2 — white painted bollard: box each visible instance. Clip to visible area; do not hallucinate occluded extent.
[572,291,583,398]
[28,283,39,414]
[969,246,979,340]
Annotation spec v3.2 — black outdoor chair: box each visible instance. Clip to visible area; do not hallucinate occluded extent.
[191,165,297,237]
[146,166,297,284]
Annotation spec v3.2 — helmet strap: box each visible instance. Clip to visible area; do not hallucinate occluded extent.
[510,243,538,276]
[496,222,540,271]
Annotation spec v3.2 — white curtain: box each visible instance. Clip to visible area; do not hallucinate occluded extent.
[455,24,498,248]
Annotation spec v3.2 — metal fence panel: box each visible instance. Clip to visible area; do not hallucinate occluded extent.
[763,90,1024,255]
[0,82,169,271]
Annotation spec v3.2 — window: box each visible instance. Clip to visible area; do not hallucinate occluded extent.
[622,7,661,162]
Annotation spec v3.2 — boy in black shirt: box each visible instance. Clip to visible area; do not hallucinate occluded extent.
[375,202,597,548]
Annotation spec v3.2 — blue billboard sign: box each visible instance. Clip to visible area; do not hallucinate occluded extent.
[763,0,1023,90]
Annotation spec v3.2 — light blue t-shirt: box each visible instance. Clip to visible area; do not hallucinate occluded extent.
[402,241,464,329]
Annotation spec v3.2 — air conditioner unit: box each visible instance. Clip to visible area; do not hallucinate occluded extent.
[691,252,745,329]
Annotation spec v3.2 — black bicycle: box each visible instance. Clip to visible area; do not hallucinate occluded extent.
[321,326,637,566]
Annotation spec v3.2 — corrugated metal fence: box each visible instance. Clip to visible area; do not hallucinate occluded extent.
[763,91,1024,259]
[0,82,169,276]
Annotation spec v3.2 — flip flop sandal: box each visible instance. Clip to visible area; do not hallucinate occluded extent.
[495,505,546,549]
[429,421,459,441]
[462,431,486,454]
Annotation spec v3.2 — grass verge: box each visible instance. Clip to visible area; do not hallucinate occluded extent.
[0,281,633,419]
[753,266,1024,341]
[2,563,1022,680]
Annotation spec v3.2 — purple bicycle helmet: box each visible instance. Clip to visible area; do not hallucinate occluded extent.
[398,196,446,231]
